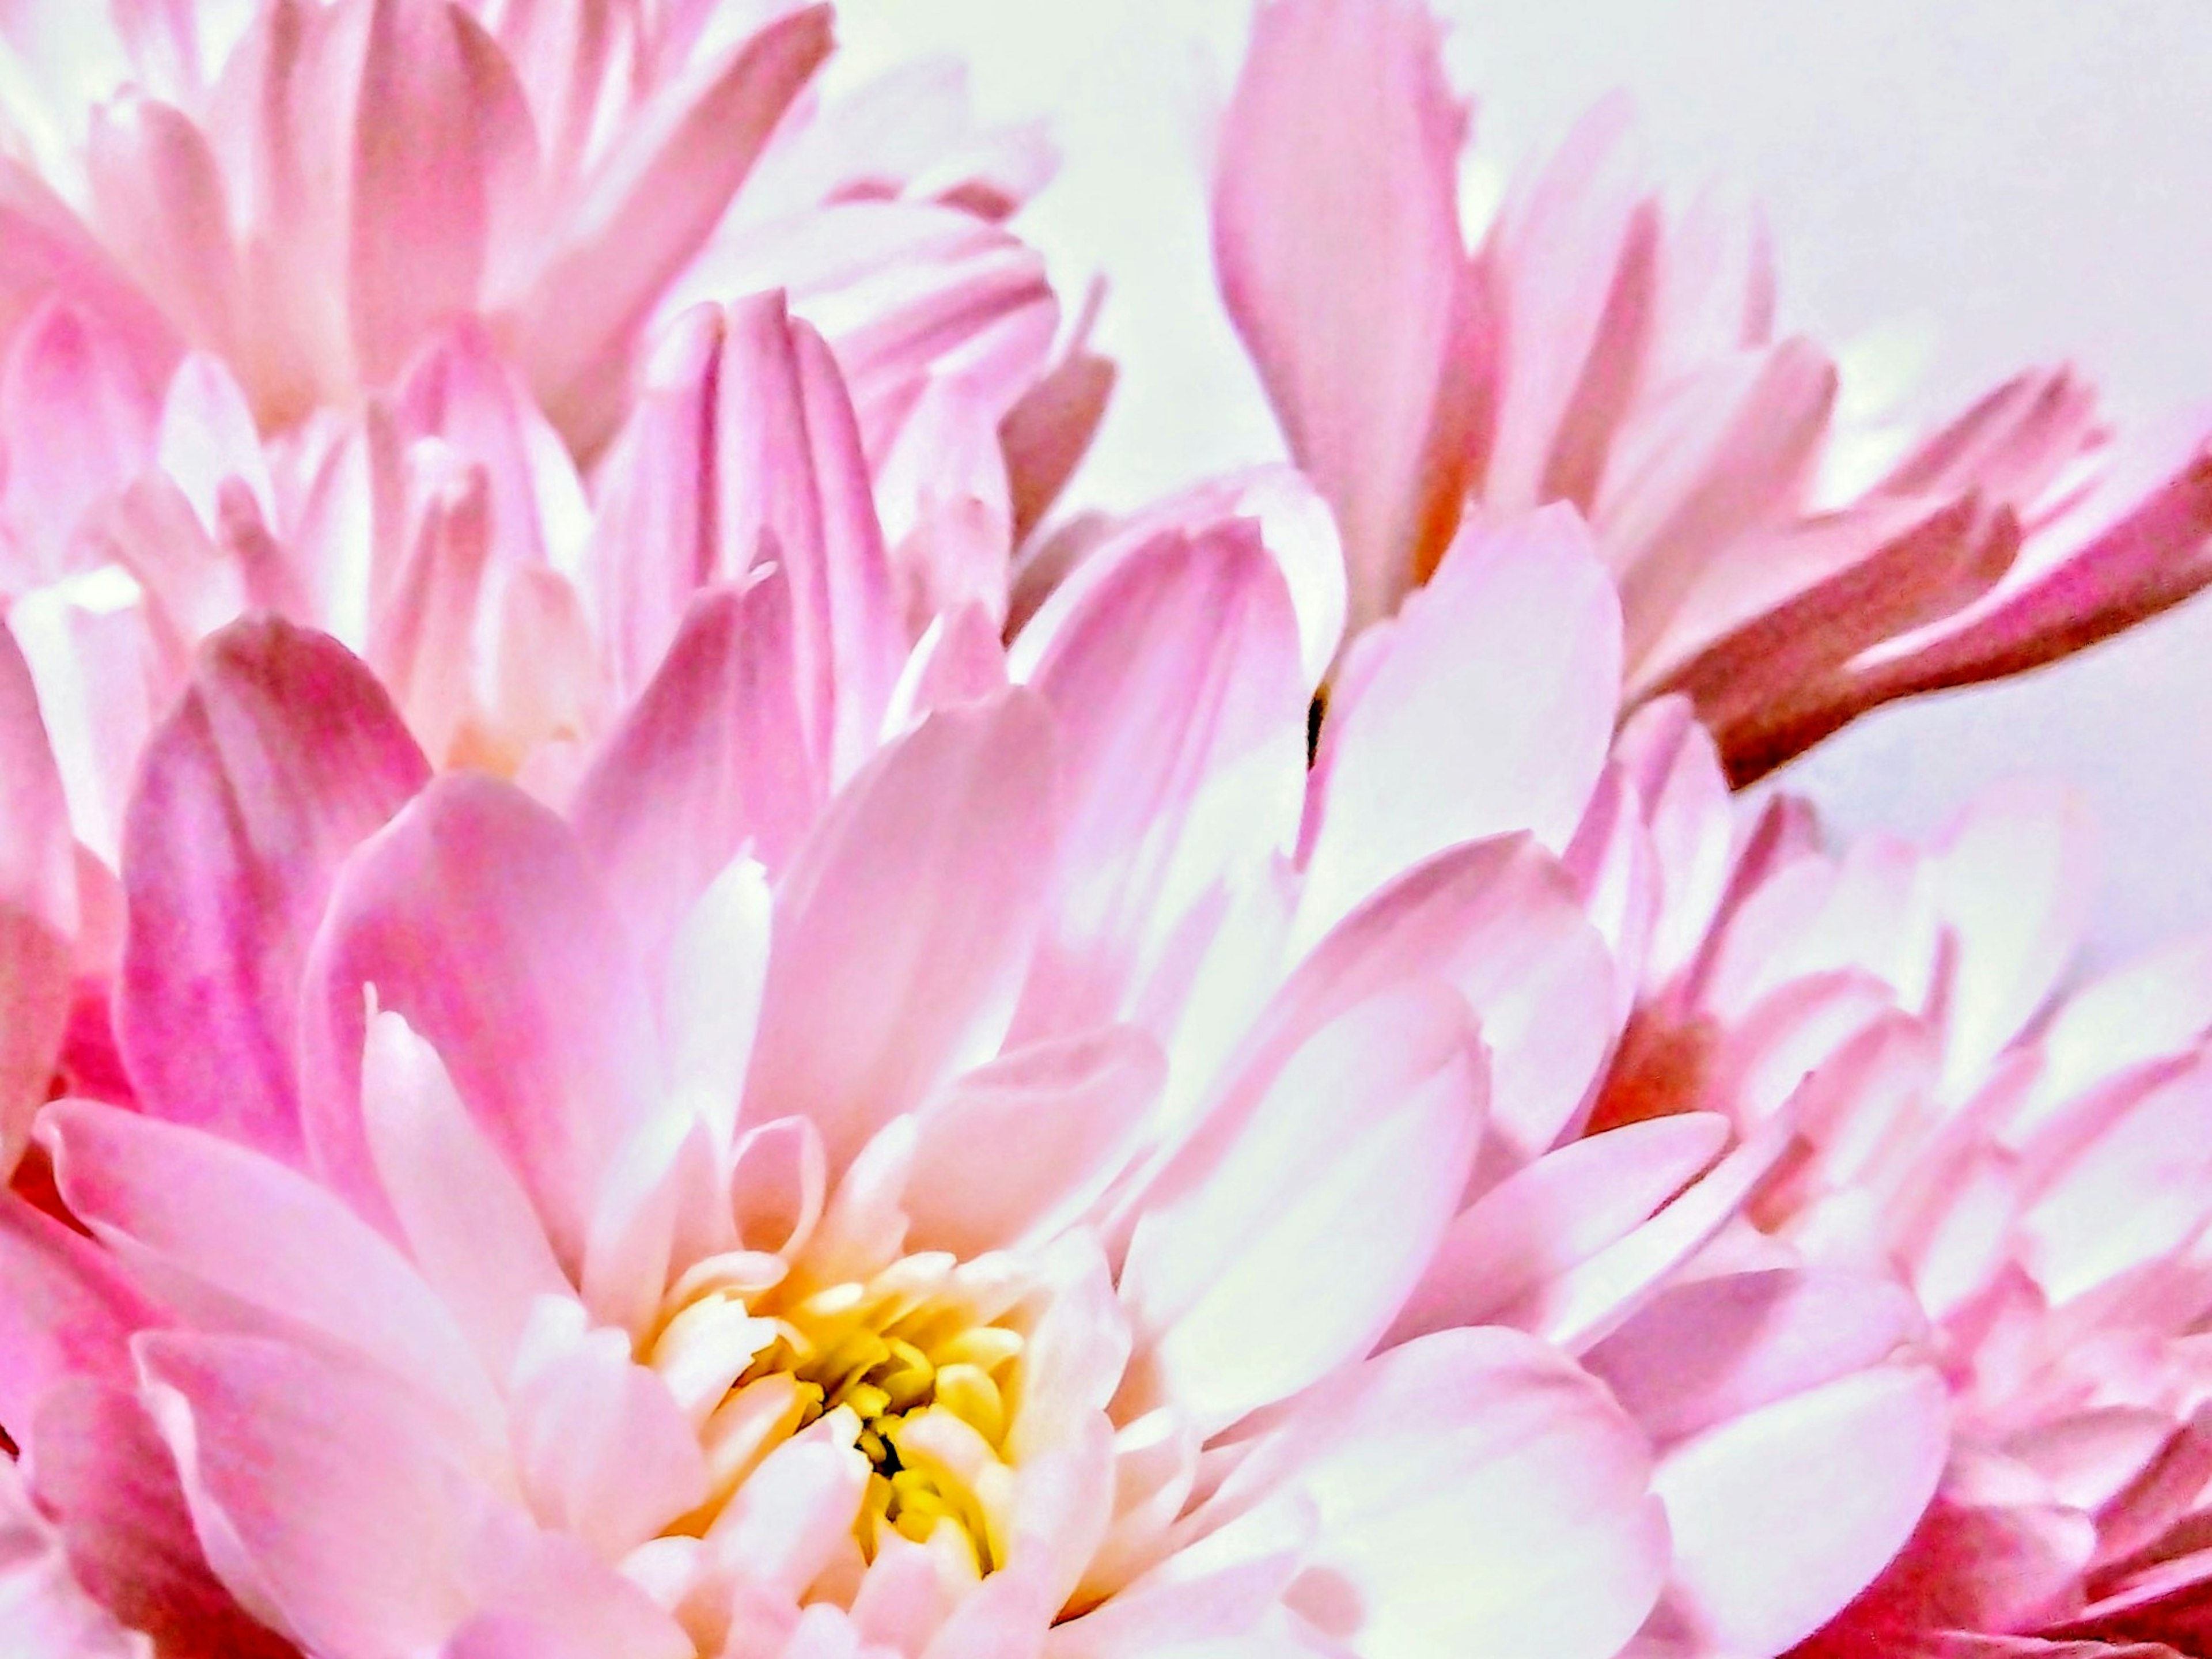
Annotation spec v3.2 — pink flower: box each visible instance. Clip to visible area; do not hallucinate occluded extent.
[1211,0,2212,782]
[1,491,1943,1656]
[0,267,1085,1161]
[0,0,1059,452]
[1579,712,2212,1653]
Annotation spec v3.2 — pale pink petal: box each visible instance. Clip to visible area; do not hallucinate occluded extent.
[301,772,659,1270]
[882,600,1010,736]
[1243,834,1616,1169]
[905,1027,1164,1259]
[1933,779,2096,1088]
[1584,1266,1926,1445]
[1213,0,1478,632]
[0,159,177,444]
[0,299,156,573]
[153,353,272,533]
[1018,521,1305,1036]
[117,617,429,1164]
[42,1099,498,1440]
[1562,762,1660,1017]
[513,7,834,450]
[359,1012,569,1382]
[507,1324,708,1560]
[570,569,818,958]
[1650,1365,1949,1656]
[700,1425,868,1603]
[135,1330,503,1657]
[660,855,774,1145]
[7,574,162,865]
[1010,466,1348,697]
[1123,983,1484,1430]
[2018,933,2212,1140]
[1498,1112,1798,1353]
[577,305,724,698]
[1001,317,1115,545]
[742,692,1060,1173]
[1612,695,1736,988]
[344,0,535,387]
[870,372,1016,632]
[1480,97,1645,516]
[85,93,240,366]
[1219,1327,1668,1659]
[368,446,494,766]
[392,320,590,575]
[1387,1113,1730,1346]
[2018,1058,2212,1305]
[1297,506,1622,948]
[1600,338,1838,668]
[699,202,1059,467]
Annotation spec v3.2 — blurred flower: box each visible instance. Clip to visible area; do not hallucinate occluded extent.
[1577,703,2212,1654]
[1210,0,2212,783]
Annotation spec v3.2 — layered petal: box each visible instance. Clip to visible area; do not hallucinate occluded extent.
[118,617,429,1163]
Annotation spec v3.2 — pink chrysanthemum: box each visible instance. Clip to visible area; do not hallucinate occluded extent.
[1574,706,2212,1654]
[0,488,1952,1656]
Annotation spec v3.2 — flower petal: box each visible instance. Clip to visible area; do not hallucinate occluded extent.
[43,1098,498,1441]
[570,569,818,957]
[301,772,657,1268]
[906,1028,1164,1259]
[1297,506,1621,949]
[1213,0,1479,632]
[743,692,1060,1172]
[1219,1327,1668,1659]
[118,617,429,1164]
[1649,1365,1949,1656]
[1018,521,1306,1036]
[0,624,74,1172]
[513,7,834,450]
[1123,983,1484,1431]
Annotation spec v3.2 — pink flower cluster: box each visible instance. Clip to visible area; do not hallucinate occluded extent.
[0,1,2209,1656]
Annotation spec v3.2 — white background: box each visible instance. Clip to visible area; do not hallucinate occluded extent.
[835,0,2212,967]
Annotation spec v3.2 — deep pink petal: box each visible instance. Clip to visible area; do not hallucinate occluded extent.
[135,1330,505,1657]
[26,1380,291,1658]
[118,618,429,1164]
[0,1195,152,1431]
[0,626,74,1171]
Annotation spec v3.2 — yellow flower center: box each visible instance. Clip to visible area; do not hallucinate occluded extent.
[646,1249,1028,1577]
